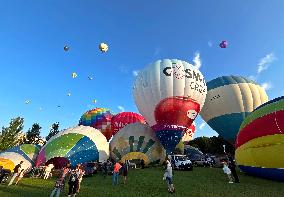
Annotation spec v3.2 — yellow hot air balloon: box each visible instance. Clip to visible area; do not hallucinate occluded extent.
[72,72,77,78]
[99,43,108,53]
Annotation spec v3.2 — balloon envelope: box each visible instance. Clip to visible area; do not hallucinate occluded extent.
[235,96,284,181]
[79,108,114,141]
[200,76,268,144]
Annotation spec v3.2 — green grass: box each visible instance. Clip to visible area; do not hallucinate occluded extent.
[1,167,284,197]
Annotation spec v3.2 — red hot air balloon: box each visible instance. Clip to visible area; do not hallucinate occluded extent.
[111,112,146,136]
[219,40,228,48]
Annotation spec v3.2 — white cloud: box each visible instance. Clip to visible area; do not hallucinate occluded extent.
[261,82,272,91]
[199,122,206,130]
[132,70,139,77]
[208,41,213,47]
[257,53,276,74]
[193,52,201,69]
[118,106,125,112]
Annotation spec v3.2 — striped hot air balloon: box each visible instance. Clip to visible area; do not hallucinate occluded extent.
[235,96,284,181]
[200,76,268,144]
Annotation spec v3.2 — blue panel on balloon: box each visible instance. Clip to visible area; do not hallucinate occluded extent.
[65,136,99,167]
[5,147,34,164]
[207,112,250,143]
[239,165,284,182]
[156,130,184,155]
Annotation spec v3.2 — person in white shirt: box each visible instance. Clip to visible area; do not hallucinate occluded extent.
[44,163,54,179]
[223,161,233,183]
[163,159,175,193]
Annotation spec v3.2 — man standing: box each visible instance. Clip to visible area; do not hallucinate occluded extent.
[8,161,23,186]
[227,154,240,183]
[112,162,122,186]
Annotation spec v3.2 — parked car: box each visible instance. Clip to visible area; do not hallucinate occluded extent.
[81,162,98,176]
[168,154,193,171]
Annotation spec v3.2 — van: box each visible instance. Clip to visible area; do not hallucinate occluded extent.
[168,155,193,171]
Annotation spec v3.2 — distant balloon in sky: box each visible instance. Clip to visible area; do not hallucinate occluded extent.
[64,45,69,51]
[67,93,71,97]
[25,100,30,104]
[72,72,77,78]
[93,100,97,104]
[88,76,93,80]
[99,43,108,53]
[219,40,228,48]
[57,105,61,108]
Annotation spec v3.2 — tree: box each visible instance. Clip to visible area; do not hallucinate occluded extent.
[46,122,60,141]
[25,123,42,144]
[0,117,24,151]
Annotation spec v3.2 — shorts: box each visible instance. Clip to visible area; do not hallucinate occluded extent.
[166,177,173,185]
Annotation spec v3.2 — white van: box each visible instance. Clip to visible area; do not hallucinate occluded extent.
[168,155,193,171]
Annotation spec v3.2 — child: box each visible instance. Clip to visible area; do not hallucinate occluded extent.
[163,159,175,194]
[223,161,233,183]
[15,169,25,185]
[76,164,85,193]
[50,177,64,197]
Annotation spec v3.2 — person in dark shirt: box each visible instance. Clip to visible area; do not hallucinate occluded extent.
[121,161,129,184]
[8,161,24,186]
[227,154,240,183]
[140,159,145,169]
[0,166,5,183]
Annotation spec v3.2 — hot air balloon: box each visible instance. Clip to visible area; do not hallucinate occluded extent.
[110,122,166,165]
[79,108,114,141]
[235,96,284,181]
[88,76,93,80]
[111,112,146,136]
[99,43,108,53]
[0,144,41,172]
[72,72,77,78]
[64,45,69,51]
[36,126,109,169]
[25,100,30,104]
[67,93,71,97]
[182,121,196,142]
[200,76,268,144]
[133,59,207,154]
[219,40,228,48]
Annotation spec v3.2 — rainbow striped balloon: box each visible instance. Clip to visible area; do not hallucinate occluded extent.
[236,96,284,181]
[79,108,114,141]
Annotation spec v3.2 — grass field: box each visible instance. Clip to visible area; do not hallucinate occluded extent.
[0,167,283,197]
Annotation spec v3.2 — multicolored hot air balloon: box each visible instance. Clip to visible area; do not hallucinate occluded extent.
[133,59,207,154]
[200,76,268,144]
[235,96,284,181]
[111,112,146,136]
[0,144,41,172]
[79,108,114,141]
[99,43,108,53]
[110,122,166,165]
[36,126,109,169]
[219,40,228,48]
[182,121,196,142]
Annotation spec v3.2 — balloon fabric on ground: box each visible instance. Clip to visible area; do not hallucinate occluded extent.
[79,108,114,141]
[235,96,284,181]
[200,75,268,144]
[110,122,166,165]
[0,144,41,172]
[36,125,109,169]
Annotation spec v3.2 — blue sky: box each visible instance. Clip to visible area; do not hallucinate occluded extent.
[0,0,284,138]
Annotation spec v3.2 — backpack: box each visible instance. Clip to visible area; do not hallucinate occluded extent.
[69,172,78,182]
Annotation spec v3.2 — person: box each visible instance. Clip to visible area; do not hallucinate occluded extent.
[15,169,25,185]
[112,162,122,186]
[140,159,145,169]
[76,164,85,193]
[50,176,64,197]
[222,161,233,183]
[44,163,54,179]
[163,159,175,194]
[227,154,240,183]
[102,160,108,178]
[68,168,79,197]
[121,161,129,184]
[0,166,5,183]
[8,161,23,186]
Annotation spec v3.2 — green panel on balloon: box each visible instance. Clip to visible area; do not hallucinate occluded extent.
[142,139,155,153]
[20,144,38,155]
[240,100,284,130]
[129,136,134,152]
[136,136,145,152]
[45,133,83,160]
[112,147,122,160]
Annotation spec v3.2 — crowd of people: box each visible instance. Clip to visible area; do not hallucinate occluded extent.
[0,153,241,196]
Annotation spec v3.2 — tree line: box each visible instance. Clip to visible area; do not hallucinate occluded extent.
[0,116,60,151]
